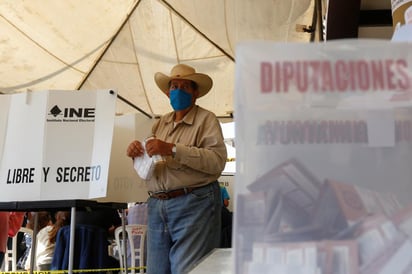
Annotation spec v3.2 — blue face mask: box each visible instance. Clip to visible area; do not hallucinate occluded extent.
[169,89,193,111]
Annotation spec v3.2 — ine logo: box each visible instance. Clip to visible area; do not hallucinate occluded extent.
[47,105,96,122]
[50,105,62,117]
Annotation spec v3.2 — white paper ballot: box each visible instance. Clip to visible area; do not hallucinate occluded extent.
[133,141,156,180]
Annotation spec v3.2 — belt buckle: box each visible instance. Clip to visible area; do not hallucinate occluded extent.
[156,192,169,200]
[149,191,170,200]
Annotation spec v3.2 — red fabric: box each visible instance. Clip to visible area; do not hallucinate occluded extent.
[8,212,25,237]
[0,212,24,252]
[0,213,9,252]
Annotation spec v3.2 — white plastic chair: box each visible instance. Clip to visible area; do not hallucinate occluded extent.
[114,224,147,274]
[3,227,33,271]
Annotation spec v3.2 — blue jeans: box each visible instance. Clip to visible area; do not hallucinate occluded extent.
[147,181,222,274]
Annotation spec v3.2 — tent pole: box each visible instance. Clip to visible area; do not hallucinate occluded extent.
[77,0,142,89]
[116,93,154,119]
[314,0,323,41]
[160,0,235,62]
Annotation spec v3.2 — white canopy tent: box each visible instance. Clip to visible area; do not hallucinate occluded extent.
[0,0,315,118]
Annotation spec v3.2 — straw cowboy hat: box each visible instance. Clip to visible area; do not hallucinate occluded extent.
[154,64,213,98]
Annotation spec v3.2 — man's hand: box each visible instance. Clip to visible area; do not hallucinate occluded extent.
[145,138,174,157]
[127,140,144,158]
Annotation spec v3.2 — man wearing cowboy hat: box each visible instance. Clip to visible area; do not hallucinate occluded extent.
[127,64,227,274]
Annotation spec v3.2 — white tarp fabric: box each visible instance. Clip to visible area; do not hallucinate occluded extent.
[234,40,412,273]
[0,90,116,201]
[0,0,314,118]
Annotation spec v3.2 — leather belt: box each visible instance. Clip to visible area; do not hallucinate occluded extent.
[148,187,195,200]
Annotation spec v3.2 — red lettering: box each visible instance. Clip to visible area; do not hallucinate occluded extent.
[260,62,272,93]
[348,61,357,90]
[321,61,334,92]
[275,62,281,92]
[357,60,370,91]
[257,59,411,95]
[296,61,309,93]
[335,60,349,91]
[396,59,410,90]
[385,59,397,90]
[370,60,385,90]
[282,62,294,92]
[309,61,321,91]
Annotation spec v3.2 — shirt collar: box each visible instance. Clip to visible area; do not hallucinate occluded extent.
[165,105,198,126]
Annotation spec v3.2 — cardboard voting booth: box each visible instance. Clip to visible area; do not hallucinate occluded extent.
[0,90,153,202]
[0,90,116,200]
[0,90,155,274]
[100,112,155,203]
[234,40,412,273]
